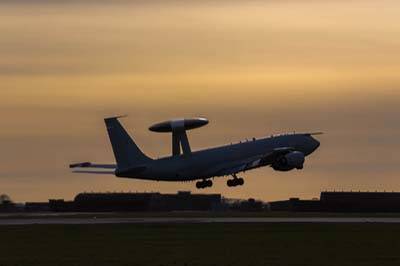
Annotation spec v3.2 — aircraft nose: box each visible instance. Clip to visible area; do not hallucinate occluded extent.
[310,136,320,151]
[300,135,320,155]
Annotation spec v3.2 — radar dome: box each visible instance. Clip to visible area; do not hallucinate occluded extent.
[149,118,209,133]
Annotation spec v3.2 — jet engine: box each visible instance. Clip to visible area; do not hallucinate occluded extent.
[272,151,305,171]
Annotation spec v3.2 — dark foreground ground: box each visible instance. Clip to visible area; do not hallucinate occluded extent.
[1,223,400,266]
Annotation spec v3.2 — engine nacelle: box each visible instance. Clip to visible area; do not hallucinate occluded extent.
[272,151,305,171]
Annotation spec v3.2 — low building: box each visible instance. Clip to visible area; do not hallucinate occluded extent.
[269,198,322,212]
[25,202,50,212]
[229,198,266,212]
[73,191,222,212]
[74,192,157,212]
[321,191,400,212]
[157,191,222,211]
[49,199,75,212]
[269,191,400,212]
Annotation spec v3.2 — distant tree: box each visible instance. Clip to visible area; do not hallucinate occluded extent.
[0,194,12,205]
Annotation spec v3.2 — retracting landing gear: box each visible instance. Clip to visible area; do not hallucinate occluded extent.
[196,179,213,189]
[227,174,244,187]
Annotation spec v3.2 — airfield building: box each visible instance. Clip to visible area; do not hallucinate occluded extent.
[21,191,222,212]
[269,191,400,212]
[8,190,400,214]
[269,198,322,212]
[320,191,400,212]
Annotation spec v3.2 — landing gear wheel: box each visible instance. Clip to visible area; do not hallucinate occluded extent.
[227,177,244,187]
[196,179,213,189]
[196,181,202,189]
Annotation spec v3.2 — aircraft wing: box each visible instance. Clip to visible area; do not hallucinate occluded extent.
[209,147,295,177]
[69,162,117,169]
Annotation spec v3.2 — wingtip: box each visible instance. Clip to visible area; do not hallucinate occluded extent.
[308,132,324,136]
[104,115,128,121]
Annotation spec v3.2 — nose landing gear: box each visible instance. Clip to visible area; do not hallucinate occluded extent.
[196,179,213,189]
[227,174,244,187]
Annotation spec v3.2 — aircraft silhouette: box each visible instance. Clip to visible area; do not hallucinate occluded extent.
[70,116,321,189]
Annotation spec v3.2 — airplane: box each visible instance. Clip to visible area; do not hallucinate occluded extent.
[70,116,321,189]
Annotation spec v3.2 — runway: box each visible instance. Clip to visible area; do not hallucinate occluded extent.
[2,217,400,225]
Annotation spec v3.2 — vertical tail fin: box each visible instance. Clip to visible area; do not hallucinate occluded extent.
[104,116,152,169]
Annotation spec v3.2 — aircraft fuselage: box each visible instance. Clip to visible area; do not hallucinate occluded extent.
[116,133,320,181]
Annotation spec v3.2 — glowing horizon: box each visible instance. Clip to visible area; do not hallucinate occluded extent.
[1,0,399,202]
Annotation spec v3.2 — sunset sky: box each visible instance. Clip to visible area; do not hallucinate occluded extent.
[1,0,400,202]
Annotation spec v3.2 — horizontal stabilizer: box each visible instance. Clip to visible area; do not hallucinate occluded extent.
[70,162,92,168]
[69,162,116,169]
[72,170,115,175]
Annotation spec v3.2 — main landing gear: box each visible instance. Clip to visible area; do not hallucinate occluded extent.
[227,174,244,187]
[196,179,213,189]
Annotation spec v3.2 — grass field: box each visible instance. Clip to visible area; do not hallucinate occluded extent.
[1,223,400,266]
